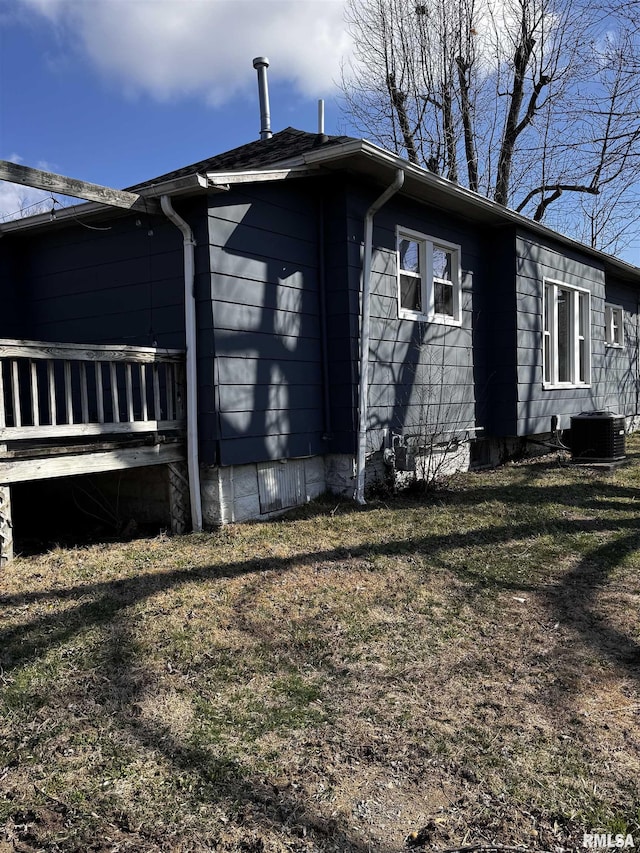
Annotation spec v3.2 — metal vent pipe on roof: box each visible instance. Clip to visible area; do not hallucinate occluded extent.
[253,57,273,140]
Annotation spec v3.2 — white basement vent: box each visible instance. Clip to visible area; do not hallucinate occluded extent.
[257,460,306,514]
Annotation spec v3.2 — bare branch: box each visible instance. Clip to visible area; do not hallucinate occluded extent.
[340,0,640,250]
[516,182,600,214]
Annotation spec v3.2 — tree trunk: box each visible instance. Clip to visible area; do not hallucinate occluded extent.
[456,56,478,192]
[387,73,419,164]
[495,28,536,206]
[443,87,458,183]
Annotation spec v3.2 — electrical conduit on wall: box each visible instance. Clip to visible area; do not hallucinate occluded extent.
[355,169,405,505]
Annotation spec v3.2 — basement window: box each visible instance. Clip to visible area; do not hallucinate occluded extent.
[605,303,624,347]
[543,279,591,387]
[397,227,461,324]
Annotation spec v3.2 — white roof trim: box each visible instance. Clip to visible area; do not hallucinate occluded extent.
[1,135,639,280]
[205,165,319,186]
[296,139,640,279]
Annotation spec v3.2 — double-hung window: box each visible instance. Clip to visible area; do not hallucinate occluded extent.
[605,303,624,347]
[543,279,591,387]
[397,228,461,324]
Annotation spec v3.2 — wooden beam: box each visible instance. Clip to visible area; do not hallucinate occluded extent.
[0,420,185,442]
[0,338,184,363]
[0,442,186,485]
[0,160,160,214]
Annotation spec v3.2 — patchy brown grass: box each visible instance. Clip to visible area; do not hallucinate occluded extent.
[2,441,640,852]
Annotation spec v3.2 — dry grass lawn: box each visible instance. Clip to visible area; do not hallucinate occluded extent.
[1,441,640,852]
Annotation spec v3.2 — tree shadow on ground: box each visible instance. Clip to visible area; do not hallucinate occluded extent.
[545,529,640,669]
[3,478,639,681]
[2,473,639,850]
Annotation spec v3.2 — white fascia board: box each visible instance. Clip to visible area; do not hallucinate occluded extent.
[205,165,319,186]
[301,138,518,220]
[139,173,213,195]
[300,139,640,280]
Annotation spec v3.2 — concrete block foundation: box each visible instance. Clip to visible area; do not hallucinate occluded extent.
[201,456,328,525]
[199,442,476,525]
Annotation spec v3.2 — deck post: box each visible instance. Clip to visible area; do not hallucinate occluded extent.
[168,462,190,535]
[0,446,13,564]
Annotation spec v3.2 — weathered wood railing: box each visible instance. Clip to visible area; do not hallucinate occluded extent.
[0,339,185,442]
[0,339,189,566]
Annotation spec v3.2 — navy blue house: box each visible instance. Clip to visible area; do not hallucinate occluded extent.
[2,126,639,527]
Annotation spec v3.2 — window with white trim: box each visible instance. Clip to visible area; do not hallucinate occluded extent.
[605,303,624,347]
[397,228,461,323]
[543,280,591,387]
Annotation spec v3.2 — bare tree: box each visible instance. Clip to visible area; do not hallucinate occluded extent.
[341,0,640,252]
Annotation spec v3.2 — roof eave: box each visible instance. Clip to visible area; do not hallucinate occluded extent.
[205,165,322,186]
[1,137,638,282]
[297,139,640,281]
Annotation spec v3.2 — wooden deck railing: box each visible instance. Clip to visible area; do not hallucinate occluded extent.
[0,339,185,443]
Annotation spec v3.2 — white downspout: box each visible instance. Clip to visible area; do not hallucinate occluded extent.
[355,170,404,505]
[160,195,203,532]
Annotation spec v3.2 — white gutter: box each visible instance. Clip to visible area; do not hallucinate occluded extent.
[355,169,404,505]
[205,166,318,186]
[299,141,640,281]
[160,195,203,532]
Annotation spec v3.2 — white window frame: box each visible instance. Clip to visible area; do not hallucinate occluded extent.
[396,226,462,325]
[605,303,624,348]
[543,278,591,389]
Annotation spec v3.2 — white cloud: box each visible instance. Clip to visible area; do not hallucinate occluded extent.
[0,181,52,221]
[15,0,351,105]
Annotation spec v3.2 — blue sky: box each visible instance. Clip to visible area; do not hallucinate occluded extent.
[0,0,353,217]
[2,0,639,265]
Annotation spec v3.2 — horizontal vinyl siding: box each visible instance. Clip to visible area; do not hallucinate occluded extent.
[15,213,188,349]
[0,243,27,338]
[324,191,358,453]
[207,275,319,313]
[514,233,607,435]
[344,184,482,453]
[485,228,518,436]
[213,330,320,362]
[24,306,184,348]
[219,408,324,440]
[216,357,321,386]
[2,201,218,460]
[602,280,639,418]
[207,183,325,465]
[28,280,180,326]
[218,433,326,466]
[219,382,322,413]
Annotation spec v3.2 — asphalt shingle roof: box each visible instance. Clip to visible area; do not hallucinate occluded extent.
[128,126,357,190]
